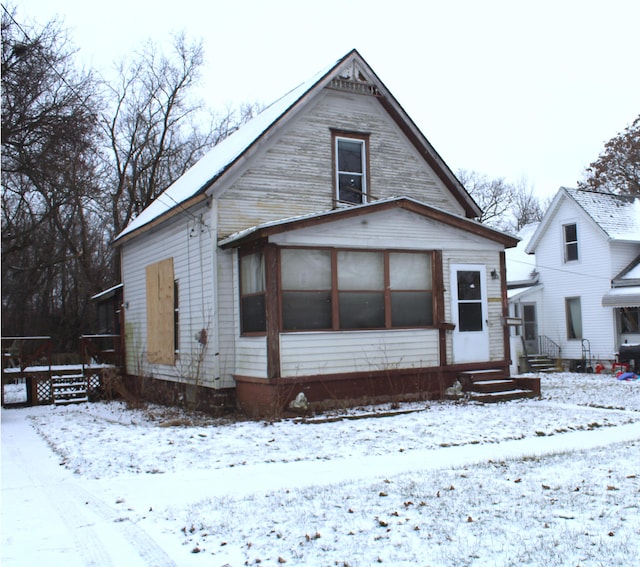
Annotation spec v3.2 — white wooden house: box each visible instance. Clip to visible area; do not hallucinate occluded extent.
[508,187,640,372]
[113,50,536,416]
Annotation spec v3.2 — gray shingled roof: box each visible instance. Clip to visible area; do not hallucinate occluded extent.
[563,187,640,240]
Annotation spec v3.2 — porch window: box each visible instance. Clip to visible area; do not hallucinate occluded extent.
[563,223,578,262]
[621,307,640,333]
[281,249,332,330]
[565,296,582,339]
[240,251,266,333]
[335,134,368,204]
[280,248,434,331]
[145,257,176,365]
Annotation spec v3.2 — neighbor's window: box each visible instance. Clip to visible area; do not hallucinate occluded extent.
[240,251,266,333]
[145,257,176,365]
[565,296,582,339]
[621,307,640,333]
[335,134,368,204]
[563,223,578,262]
[280,248,433,331]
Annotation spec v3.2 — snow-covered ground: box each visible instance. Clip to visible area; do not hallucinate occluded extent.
[2,372,639,566]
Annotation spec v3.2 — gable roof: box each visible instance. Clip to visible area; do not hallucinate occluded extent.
[218,196,518,249]
[526,187,640,253]
[113,49,481,244]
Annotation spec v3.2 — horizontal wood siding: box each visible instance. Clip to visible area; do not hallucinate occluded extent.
[533,197,633,360]
[236,337,268,378]
[216,88,465,238]
[215,248,239,387]
[442,250,506,362]
[121,203,220,386]
[280,329,439,377]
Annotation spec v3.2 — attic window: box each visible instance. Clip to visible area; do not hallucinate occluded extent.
[334,132,369,205]
[563,223,578,262]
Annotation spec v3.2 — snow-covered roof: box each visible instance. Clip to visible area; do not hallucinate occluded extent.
[113,60,336,242]
[564,187,640,241]
[602,285,640,308]
[505,222,538,286]
[528,188,640,255]
[113,49,481,244]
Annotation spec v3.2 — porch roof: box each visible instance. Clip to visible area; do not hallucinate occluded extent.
[602,286,640,308]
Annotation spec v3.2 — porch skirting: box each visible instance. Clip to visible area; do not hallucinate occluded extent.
[235,361,510,418]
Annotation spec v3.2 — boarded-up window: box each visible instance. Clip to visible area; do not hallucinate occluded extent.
[146,258,176,365]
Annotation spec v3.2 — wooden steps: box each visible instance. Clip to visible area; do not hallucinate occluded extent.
[52,373,88,405]
[526,354,558,373]
[457,369,539,403]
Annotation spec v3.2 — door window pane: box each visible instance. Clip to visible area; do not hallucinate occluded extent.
[457,271,481,300]
[459,303,483,331]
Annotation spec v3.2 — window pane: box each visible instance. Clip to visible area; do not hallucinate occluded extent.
[338,251,383,290]
[339,292,385,329]
[391,291,433,326]
[565,242,578,262]
[338,140,363,173]
[281,249,331,290]
[241,253,264,294]
[621,307,640,333]
[458,303,483,331]
[457,271,481,300]
[282,291,332,330]
[566,297,582,339]
[564,224,577,242]
[338,173,363,203]
[241,295,266,333]
[390,253,432,290]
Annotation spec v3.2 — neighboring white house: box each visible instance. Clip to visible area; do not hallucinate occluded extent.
[507,187,640,372]
[112,49,534,416]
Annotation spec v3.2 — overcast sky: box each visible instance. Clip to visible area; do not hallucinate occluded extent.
[16,0,640,199]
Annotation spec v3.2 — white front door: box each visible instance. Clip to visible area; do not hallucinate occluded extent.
[451,264,490,363]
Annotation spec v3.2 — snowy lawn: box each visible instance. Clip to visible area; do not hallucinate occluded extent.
[3,372,639,566]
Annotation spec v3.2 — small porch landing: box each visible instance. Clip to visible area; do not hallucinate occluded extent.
[458,369,540,402]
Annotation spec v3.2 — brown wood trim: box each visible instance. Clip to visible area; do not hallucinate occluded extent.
[433,250,448,366]
[500,251,511,374]
[219,198,518,250]
[264,244,281,379]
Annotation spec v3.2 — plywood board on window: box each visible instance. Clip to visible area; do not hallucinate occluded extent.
[146,257,175,365]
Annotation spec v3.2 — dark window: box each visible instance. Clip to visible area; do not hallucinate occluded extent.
[564,223,578,262]
[566,297,582,339]
[240,252,266,333]
[457,270,483,331]
[280,248,434,331]
[621,307,640,333]
[336,137,366,204]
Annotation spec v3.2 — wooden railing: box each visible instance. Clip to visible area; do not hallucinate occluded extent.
[1,336,52,371]
[80,334,123,367]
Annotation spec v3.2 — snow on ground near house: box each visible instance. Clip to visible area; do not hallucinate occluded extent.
[2,372,639,566]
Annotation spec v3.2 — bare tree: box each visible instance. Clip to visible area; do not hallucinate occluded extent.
[1,6,108,348]
[457,169,514,231]
[101,35,261,238]
[579,115,640,195]
[510,178,546,232]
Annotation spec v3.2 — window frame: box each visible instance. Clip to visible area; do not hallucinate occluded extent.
[563,222,579,263]
[565,296,583,340]
[239,248,267,335]
[279,246,435,332]
[332,130,370,205]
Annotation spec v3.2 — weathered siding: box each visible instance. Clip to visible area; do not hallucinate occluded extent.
[121,202,221,387]
[215,88,464,238]
[280,329,439,377]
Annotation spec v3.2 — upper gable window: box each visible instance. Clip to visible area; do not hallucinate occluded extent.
[563,223,578,262]
[334,133,368,205]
